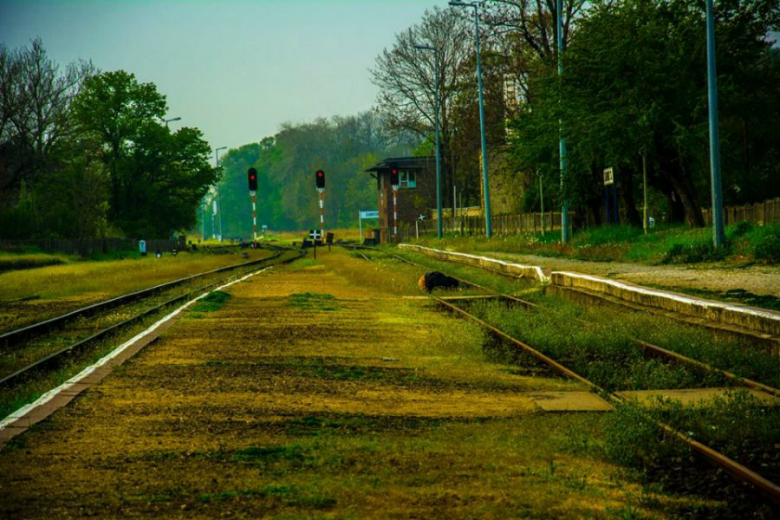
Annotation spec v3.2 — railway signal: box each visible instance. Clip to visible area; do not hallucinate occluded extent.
[248,168,258,240]
[248,168,258,192]
[389,166,399,238]
[315,170,325,236]
[389,167,399,188]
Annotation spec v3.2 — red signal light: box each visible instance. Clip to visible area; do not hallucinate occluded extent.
[390,167,400,187]
[247,167,258,191]
[315,169,326,189]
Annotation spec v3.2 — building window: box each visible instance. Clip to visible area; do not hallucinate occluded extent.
[400,171,416,189]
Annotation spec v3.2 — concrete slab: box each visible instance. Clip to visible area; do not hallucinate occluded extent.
[615,387,780,407]
[529,391,612,412]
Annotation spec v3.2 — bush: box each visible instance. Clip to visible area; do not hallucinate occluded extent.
[662,241,729,264]
[753,233,780,263]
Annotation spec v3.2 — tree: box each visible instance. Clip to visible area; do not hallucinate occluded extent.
[72,71,216,237]
[0,38,94,206]
[370,7,473,208]
[509,0,780,227]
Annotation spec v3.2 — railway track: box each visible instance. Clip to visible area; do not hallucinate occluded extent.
[344,244,780,505]
[0,245,304,390]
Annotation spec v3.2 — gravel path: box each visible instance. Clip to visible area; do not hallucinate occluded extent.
[486,252,780,298]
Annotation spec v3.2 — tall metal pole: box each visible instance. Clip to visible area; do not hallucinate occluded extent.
[434,51,443,239]
[215,146,226,242]
[557,0,570,242]
[201,199,206,241]
[642,152,648,235]
[539,172,545,237]
[706,0,725,247]
[473,6,492,237]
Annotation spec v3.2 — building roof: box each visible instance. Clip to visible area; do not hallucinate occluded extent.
[365,156,435,173]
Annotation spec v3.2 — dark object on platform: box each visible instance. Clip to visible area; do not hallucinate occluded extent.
[418,271,460,293]
[362,238,377,246]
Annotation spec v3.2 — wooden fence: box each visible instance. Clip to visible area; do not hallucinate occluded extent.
[701,198,780,227]
[0,237,185,257]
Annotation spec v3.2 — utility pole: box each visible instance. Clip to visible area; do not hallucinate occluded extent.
[450,1,492,237]
[215,146,227,242]
[557,0,570,243]
[706,0,725,247]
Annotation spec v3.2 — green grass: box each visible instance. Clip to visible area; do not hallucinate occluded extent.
[0,252,69,274]
[466,298,722,393]
[190,291,232,313]
[287,293,339,311]
[412,222,780,265]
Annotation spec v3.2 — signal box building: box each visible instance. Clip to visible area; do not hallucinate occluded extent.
[365,156,436,243]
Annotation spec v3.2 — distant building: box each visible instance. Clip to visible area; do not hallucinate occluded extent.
[365,156,435,243]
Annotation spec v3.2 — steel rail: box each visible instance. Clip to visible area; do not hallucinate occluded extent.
[0,246,304,388]
[0,247,283,350]
[375,244,780,397]
[351,244,780,503]
[434,293,780,504]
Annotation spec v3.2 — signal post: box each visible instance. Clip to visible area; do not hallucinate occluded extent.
[390,167,399,238]
[316,169,326,237]
[248,168,258,241]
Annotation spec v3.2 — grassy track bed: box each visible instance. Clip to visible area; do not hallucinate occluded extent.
[383,246,780,513]
[391,246,780,389]
[0,248,274,334]
[0,249,287,419]
[0,250,728,518]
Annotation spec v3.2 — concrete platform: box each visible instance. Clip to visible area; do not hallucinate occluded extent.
[400,244,780,342]
[528,391,612,412]
[615,387,780,407]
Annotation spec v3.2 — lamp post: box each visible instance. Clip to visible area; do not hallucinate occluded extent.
[706,0,725,248]
[164,116,181,128]
[414,43,443,239]
[215,146,227,242]
[449,1,492,237]
[556,0,570,242]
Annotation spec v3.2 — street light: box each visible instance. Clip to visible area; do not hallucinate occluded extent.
[215,146,227,242]
[164,116,182,128]
[705,0,725,248]
[414,43,443,239]
[449,0,492,237]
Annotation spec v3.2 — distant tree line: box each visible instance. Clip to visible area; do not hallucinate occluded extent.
[370,0,780,227]
[207,113,418,237]
[0,39,217,240]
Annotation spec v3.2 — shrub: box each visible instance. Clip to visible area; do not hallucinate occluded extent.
[753,233,780,263]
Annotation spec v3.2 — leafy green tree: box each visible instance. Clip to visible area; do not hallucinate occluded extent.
[72,70,216,237]
[509,0,780,227]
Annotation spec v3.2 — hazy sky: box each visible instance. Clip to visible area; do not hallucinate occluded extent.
[1,0,441,153]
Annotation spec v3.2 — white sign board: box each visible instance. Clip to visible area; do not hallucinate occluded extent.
[603,167,614,186]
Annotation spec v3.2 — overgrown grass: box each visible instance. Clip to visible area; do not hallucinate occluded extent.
[0,248,272,303]
[605,392,780,516]
[412,222,780,265]
[190,290,232,313]
[287,293,339,311]
[0,251,69,274]
[466,298,723,392]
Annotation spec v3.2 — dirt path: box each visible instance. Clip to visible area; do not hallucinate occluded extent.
[487,251,780,298]
[0,251,707,518]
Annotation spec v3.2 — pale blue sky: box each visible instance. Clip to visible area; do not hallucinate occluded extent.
[1,0,440,151]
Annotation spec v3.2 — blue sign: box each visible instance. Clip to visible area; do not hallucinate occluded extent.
[360,211,379,219]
